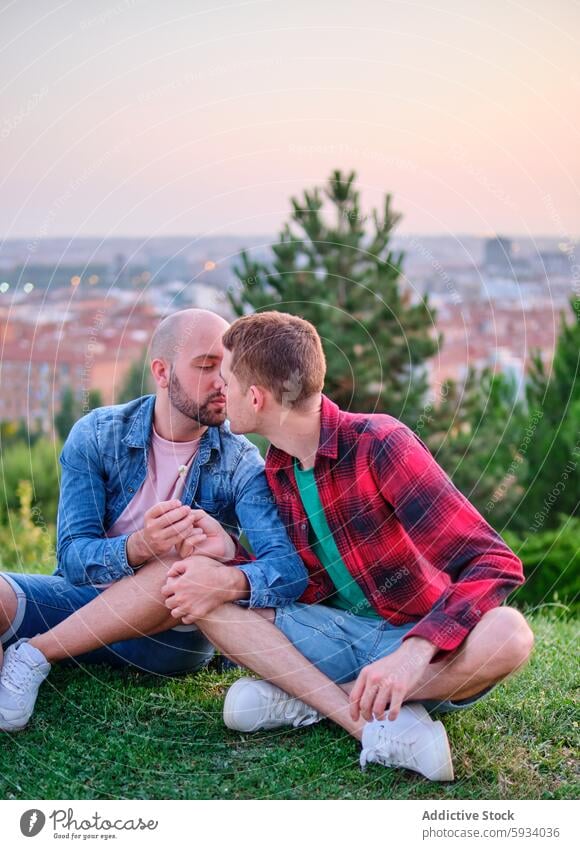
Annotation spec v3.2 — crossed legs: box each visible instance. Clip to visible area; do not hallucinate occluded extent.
[189,602,534,740]
[0,561,534,742]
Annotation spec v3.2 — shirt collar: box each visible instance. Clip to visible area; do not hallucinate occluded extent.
[267,394,340,472]
[122,394,221,461]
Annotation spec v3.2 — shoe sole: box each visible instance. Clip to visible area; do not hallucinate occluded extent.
[0,719,29,732]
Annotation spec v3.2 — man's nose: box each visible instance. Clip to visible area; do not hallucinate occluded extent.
[213,373,225,391]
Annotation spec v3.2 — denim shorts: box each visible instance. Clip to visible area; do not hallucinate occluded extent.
[274,602,495,714]
[0,572,214,676]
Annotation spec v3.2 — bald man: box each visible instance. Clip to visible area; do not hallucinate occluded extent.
[0,309,306,731]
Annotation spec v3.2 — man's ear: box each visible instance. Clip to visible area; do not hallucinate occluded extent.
[249,384,266,412]
[151,358,170,389]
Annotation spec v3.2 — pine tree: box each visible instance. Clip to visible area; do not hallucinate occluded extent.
[54,388,103,441]
[87,389,103,411]
[54,387,77,441]
[117,348,152,403]
[423,367,526,529]
[229,170,439,423]
[516,297,580,529]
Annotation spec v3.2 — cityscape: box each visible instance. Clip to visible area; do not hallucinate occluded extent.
[0,231,576,433]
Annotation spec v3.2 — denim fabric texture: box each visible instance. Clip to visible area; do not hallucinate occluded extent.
[54,394,307,607]
[0,572,215,675]
[274,602,495,713]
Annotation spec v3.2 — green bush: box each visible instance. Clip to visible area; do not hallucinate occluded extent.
[0,480,55,574]
[504,516,579,613]
[0,437,61,525]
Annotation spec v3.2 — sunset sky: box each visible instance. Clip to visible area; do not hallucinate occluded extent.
[1,0,578,240]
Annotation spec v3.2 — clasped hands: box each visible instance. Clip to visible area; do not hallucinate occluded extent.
[144,503,244,624]
[130,499,237,564]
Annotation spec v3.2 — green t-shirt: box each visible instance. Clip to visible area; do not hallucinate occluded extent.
[293,459,379,618]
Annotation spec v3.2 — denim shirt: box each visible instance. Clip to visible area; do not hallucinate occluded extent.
[55,394,307,607]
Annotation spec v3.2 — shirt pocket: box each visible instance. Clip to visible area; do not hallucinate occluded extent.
[192,472,228,515]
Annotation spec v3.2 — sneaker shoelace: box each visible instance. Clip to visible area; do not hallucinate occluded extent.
[1,651,37,695]
[360,725,420,770]
[267,690,317,725]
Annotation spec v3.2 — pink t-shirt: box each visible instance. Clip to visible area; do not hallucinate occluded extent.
[107,426,201,541]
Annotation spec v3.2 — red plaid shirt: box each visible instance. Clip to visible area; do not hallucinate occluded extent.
[265,395,524,656]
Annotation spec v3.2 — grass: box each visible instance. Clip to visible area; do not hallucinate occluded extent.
[0,610,578,800]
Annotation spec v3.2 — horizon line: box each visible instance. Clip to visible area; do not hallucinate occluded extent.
[1,231,577,244]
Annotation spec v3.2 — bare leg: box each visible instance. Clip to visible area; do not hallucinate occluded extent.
[336,607,533,703]
[194,604,533,739]
[28,558,178,663]
[408,607,534,702]
[198,604,366,739]
[0,578,18,667]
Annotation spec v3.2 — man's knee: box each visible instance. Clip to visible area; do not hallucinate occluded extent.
[124,556,178,597]
[137,555,179,576]
[0,577,18,632]
[480,606,534,676]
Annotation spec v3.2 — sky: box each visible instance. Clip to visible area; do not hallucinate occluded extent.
[0,0,578,241]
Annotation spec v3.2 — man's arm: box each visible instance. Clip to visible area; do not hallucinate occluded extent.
[56,414,136,585]
[229,441,309,608]
[161,442,307,619]
[371,426,525,657]
[57,416,198,584]
[349,426,525,723]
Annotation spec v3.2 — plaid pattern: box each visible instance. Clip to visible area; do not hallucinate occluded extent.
[265,395,524,656]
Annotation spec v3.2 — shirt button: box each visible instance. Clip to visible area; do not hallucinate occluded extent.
[128,487,134,493]
[301,522,307,530]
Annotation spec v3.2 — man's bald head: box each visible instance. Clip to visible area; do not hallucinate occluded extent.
[150,309,230,364]
[149,309,230,427]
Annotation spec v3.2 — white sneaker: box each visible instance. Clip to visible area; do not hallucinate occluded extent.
[360,702,454,781]
[0,640,51,732]
[223,677,322,732]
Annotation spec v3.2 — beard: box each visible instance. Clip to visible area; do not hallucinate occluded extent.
[168,368,226,426]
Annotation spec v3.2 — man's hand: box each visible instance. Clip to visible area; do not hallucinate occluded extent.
[349,637,437,722]
[161,557,250,623]
[175,509,237,563]
[127,500,200,566]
